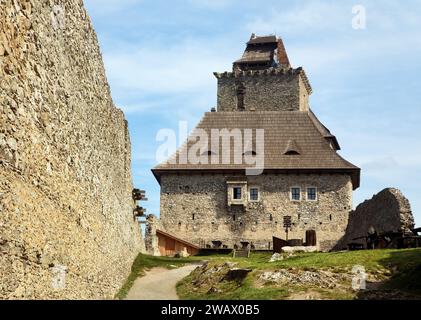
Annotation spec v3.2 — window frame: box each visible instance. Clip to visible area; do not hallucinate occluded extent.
[290,186,301,201]
[306,187,318,202]
[232,186,243,200]
[248,186,260,202]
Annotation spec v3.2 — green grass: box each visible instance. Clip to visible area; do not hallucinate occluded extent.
[117,249,421,300]
[195,249,421,273]
[115,253,200,300]
[177,272,290,300]
[177,248,421,300]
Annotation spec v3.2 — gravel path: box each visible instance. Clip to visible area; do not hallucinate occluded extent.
[125,264,200,300]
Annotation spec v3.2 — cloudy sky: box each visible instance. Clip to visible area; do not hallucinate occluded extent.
[84,0,421,225]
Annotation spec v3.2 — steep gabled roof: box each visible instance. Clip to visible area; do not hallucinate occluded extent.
[153,110,360,188]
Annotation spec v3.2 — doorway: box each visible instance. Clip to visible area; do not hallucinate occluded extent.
[306,230,317,246]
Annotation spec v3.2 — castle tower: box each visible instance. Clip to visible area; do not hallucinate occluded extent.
[215,35,311,112]
[153,35,360,252]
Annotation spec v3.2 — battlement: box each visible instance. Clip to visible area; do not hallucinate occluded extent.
[213,66,312,95]
[214,35,313,113]
[215,66,312,112]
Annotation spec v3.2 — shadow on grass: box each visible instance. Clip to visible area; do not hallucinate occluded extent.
[357,249,421,300]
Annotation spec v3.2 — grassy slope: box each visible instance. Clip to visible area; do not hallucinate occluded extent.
[177,248,421,300]
[116,249,421,300]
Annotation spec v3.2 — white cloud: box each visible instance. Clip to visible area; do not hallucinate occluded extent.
[245,1,421,72]
[83,0,140,15]
[187,0,235,9]
[246,2,350,36]
[103,38,233,95]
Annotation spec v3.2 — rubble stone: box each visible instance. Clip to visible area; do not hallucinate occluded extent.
[0,0,144,299]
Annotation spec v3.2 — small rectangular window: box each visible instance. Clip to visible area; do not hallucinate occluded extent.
[233,187,242,200]
[307,187,317,201]
[291,187,301,201]
[249,188,259,201]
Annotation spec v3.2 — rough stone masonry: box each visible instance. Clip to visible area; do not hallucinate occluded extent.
[0,0,144,299]
[152,35,360,252]
[337,188,415,249]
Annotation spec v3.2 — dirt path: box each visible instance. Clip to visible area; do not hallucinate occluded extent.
[125,264,200,300]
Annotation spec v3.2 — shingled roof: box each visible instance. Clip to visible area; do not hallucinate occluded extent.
[247,35,277,45]
[153,110,360,189]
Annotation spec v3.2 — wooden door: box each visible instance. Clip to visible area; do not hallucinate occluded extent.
[306,230,317,246]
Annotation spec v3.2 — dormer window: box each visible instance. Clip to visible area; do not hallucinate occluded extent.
[284,150,300,155]
[243,150,257,156]
[284,139,301,155]
[201,150,217,156]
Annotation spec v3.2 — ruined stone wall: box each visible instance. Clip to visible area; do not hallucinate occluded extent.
[216,71,309,112]
[160,173,353,252]
[0,0,144,299]
[145,215,162,256]
[338,188,415,249]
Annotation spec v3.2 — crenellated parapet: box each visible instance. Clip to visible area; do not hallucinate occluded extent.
[214,66,312,95]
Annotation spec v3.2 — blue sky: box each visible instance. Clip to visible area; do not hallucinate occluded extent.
[84,0,421,225]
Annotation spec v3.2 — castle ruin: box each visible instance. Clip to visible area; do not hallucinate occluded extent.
[0,0,144,299]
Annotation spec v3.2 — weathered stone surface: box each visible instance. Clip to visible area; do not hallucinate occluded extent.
[0,0,144,299]
[145,214,162,256]
[258,269,351,289]
[223,268,252,282]
[159,173,353,252]
[216,69,310,112]
[281,246,318,253]
[338,188,415,249]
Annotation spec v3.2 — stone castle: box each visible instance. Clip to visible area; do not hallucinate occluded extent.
[153,35,361,252]
[1,0,144,299]
[1,1,417,300]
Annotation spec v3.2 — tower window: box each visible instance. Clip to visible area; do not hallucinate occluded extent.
[233,187,242,200]
[291,187,301,201]
[236,82,246,111]
[307,187,317,201]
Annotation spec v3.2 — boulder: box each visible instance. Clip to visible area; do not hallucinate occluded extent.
[282,246,318,253]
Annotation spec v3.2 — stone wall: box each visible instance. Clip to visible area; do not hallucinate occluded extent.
[0,0,144,299]
[338,188,415,249]
[215,69,310,112]
[144,215,162,256]
[160,173,353,252]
